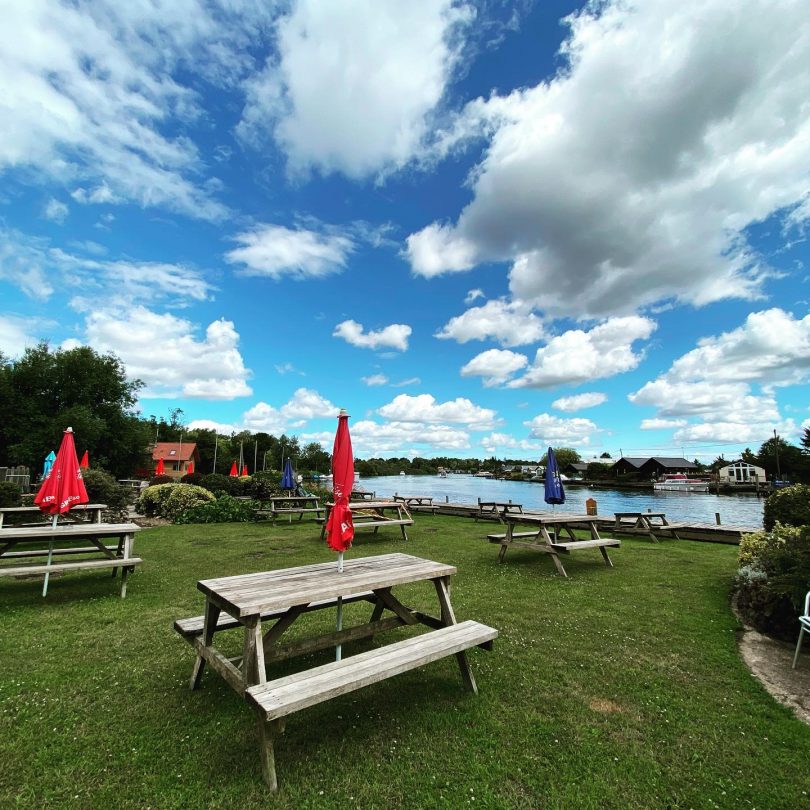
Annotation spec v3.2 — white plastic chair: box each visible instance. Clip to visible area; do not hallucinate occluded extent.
[792,591,810,669]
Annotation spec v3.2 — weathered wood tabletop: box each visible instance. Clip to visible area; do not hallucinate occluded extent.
[0,503,107,528]
[613,511,678,541]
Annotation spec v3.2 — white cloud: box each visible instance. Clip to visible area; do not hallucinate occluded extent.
[377,393,497,430]
[673,419,796,446]
[186,418,238,434]
[524,413,599,446]
[391,377,421,387]
[640,418,688,430]
[43,198,68,223]
[0,1,259,220]
[460,349,528,387]
[238,0,473,179]
[0,226,213,307]
[465,288,484,305]
[351,419,471,455]
[552,392,607,412]
[436,299,545,347]
[480,432,542,455]
[407,0,810,318]
[362,374,389,386]
[241,388,338,434]
[225,224,354,280]
[510,317,656,388]
[662,309,810,387]
[82,306,252,400]
[333,320,411,351]
[0,315,39,357]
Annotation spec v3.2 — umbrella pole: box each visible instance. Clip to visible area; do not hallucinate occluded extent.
[336,551,344,661]
[42,514,57,597]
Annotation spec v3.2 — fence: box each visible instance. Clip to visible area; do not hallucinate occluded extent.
[0,466,31,493]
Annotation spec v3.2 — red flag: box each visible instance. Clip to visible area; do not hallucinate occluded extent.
[155,457,165,476]
[34,427,89,515]
[241,465,248,476]
[325,409,354,553]
[79,450,89,469]
[186,460,194,475]
[229,460,238,477]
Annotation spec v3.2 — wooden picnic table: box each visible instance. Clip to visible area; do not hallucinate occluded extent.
[0,503,107,528]
[393,494,436,512]
[0,522,142,597]
[613,511,680,542]
[475,498,523,523]
[320,500,414,541]
[494,513,620,577]
[350,490,375,500]
[174,552,497,790]
[260,495,323,524]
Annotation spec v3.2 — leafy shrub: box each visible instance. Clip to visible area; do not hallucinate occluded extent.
[180,472,203,486]
[198,472,242,496]
[0,481,22,507]
[150,474,174,486]
[735,523,810,637]
[175,495,259,524]
[763,484,810,530]
[136,483,177,517]
[82,468,130,521]
[164,484,216,520]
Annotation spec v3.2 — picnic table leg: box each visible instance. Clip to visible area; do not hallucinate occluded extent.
[599,546,614,567]
[190,600,221,690]
[498,521,513,562]
[120,565,131,598]
[41,539,55,598]
[433,576,477,694]
[541,526,568,577]
[257,717,285,790]
[641,517,658,543]
[243,618,267,686]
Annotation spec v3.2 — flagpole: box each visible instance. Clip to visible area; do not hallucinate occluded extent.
[336,551,344,661]
[213,436,218,473]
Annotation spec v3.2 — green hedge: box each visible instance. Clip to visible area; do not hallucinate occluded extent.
[135,483,215,520]
[175,495,260,524]
[763,484,810,530]
[0,481,22,508]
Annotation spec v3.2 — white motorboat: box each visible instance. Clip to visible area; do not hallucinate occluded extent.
[653,473,710,492]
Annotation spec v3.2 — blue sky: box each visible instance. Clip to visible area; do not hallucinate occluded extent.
[1,0,808,462]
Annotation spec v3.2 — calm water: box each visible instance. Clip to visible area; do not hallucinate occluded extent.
[359,474,765,527]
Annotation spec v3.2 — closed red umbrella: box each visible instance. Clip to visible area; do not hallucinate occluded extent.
[33,426,90,596]
[186,460,194,475]
[155,457,165,476]
[241,464,248,477]
[79,450,89,469]
[229,460,238,477]
[325,409,354,661]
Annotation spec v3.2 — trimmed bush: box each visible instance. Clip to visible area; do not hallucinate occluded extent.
[82,468,130,521]
[175,495,259,524]
[0,481,22,508]
[180,472,203,486]
[735,523,810,638]
[763,484,810,530]
[150,474,174,486]
[136,483,215,519]
[198,473,242,496]
[136,483,177,517]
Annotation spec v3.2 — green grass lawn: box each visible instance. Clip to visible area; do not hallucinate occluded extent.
[1,516,809,809]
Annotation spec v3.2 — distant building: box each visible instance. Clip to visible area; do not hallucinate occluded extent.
[717,460,765,485]
[152,442,200,478]
[610,457,649,477]
[565,463,589,477]
[639,457,699,479]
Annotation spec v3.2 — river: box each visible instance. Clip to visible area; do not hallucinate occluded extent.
[359,474,765,527]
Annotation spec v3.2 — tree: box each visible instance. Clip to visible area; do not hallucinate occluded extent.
[540,447,581,469]
[299,442,330,474]
[599,452,612,459]
[0,343,148,478]
[801,426,810,454]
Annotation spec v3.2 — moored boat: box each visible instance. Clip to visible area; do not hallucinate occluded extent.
[653,473,710,492]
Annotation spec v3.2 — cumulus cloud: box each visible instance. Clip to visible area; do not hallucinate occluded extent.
[238,0,473,178]
[662,309,810,388]
[460,349,528,387]
[640,418,688,430]
[333,320,412,351]
[225,224,354,280]
[82,306,252,400]
[377,393,497,430]
[552,392,607,412]
[673,418,796,446]
[509,317,656,388]
[351,419,471,454]
[524,413,599,446]
[0,314,40,357]
[479,432,542,455]
[435,299,545,347]
[407,0,810,318]
[465,288,484,304]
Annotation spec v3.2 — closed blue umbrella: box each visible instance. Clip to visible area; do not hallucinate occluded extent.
[544,447,566,506]
[42,450,56,480]
[281,457,295,490]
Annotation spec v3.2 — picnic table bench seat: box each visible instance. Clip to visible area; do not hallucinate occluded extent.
[0,556,142,578]
[246,620,497,786]
[475,499,523,523]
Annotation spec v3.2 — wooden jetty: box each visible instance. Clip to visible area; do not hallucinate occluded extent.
[397,499,758,545]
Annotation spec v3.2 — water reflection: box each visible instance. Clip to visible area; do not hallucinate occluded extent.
[360,474,765,526]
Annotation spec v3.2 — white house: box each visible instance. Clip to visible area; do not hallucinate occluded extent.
[717,460,765,485]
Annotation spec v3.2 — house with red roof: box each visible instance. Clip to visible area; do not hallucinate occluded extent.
[151,442,200,479]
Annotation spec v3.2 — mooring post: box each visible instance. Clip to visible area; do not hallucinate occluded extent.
[715,512,721,525]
